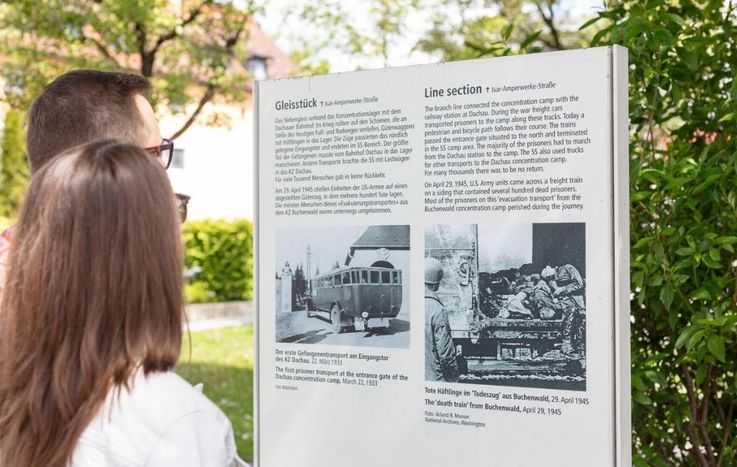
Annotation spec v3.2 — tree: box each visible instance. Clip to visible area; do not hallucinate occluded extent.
[289,0,419,70]
[0,0,260,137]
[416,0,593,60]
[289,0,595,73]
[587,1,737,465]
[293,264,308,299]
[0,109,29,218]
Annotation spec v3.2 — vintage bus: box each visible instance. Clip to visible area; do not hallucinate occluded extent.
[306,266,403,333]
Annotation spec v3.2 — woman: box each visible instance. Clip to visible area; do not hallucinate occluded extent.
[0,140,246,466]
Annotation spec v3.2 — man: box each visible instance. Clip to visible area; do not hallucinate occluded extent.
[425,257,460,382]
[0,69,178,298]
[541,264,586,356]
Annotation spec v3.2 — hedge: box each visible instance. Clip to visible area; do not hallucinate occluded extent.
[183,219,253,303]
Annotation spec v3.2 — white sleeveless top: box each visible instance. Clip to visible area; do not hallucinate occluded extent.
[72,370,248,467]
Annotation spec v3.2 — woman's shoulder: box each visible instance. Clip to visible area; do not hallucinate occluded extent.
[106,370,233,437]
[128,370,228,419]
[74,370,239,466]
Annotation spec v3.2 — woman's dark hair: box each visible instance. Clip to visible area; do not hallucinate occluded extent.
[0,140,183,467]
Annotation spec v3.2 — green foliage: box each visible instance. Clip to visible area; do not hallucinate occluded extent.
[179,325,254,462]
[365,0,420,64]
[183,219,253,303]
[0,109,29,218]
[586,1,737,465]
[290,48,331,76]
[0,1,259,135]
[416,0,594,60]
[293,0,419,69]
[185,281,216,304]
[288,0,593,69]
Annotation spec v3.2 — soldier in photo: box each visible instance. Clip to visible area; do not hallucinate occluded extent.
[425,257,460,382]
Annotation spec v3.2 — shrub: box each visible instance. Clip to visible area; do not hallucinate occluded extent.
[589,2,737,465]
[0,109,29,219]
[185,282,216,304]
[183,219,253,303]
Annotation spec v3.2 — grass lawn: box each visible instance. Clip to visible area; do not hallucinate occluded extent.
[177,324,254,463]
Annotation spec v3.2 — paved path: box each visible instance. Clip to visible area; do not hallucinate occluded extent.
[187,314,254,332]
[186,301,254,331]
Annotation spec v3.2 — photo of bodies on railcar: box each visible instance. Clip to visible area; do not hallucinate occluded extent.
[276,225,410,348]
[425,223,586,390]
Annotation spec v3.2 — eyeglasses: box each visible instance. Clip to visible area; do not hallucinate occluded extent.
[145,138,174,169]
[175,193,190,223]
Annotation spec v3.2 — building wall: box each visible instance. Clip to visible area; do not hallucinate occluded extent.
[160,102,255,221]
[156,18,296,222]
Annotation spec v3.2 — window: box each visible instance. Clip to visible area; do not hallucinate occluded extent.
[343,272,350,284]
[334,274,342,286]
[381,271,390,284]
[361,271,369,284]
[392,271,401,285]
[247,56,268,80]
[370,271,379,284]
[351,271,359,283]
[170,148,185,169]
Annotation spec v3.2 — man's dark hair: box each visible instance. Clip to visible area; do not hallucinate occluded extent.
[26,70,151,172]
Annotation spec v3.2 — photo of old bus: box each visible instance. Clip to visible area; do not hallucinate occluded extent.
[306,266,403,333]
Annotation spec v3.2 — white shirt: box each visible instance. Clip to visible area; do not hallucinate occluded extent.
[73,370,248,467]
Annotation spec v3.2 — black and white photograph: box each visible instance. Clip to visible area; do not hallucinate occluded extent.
[275,225,410,348]
[425,223,586,390]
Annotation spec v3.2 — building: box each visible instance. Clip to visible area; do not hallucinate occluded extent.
[348,225,410,269]
[161,17,296,220]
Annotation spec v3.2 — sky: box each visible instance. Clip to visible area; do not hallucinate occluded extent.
[255,0,607,72]
[275,225,369,279]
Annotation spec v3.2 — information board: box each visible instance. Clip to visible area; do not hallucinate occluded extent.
[254,46,630,466]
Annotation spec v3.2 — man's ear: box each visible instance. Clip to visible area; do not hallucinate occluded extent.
[133,94,162,148]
